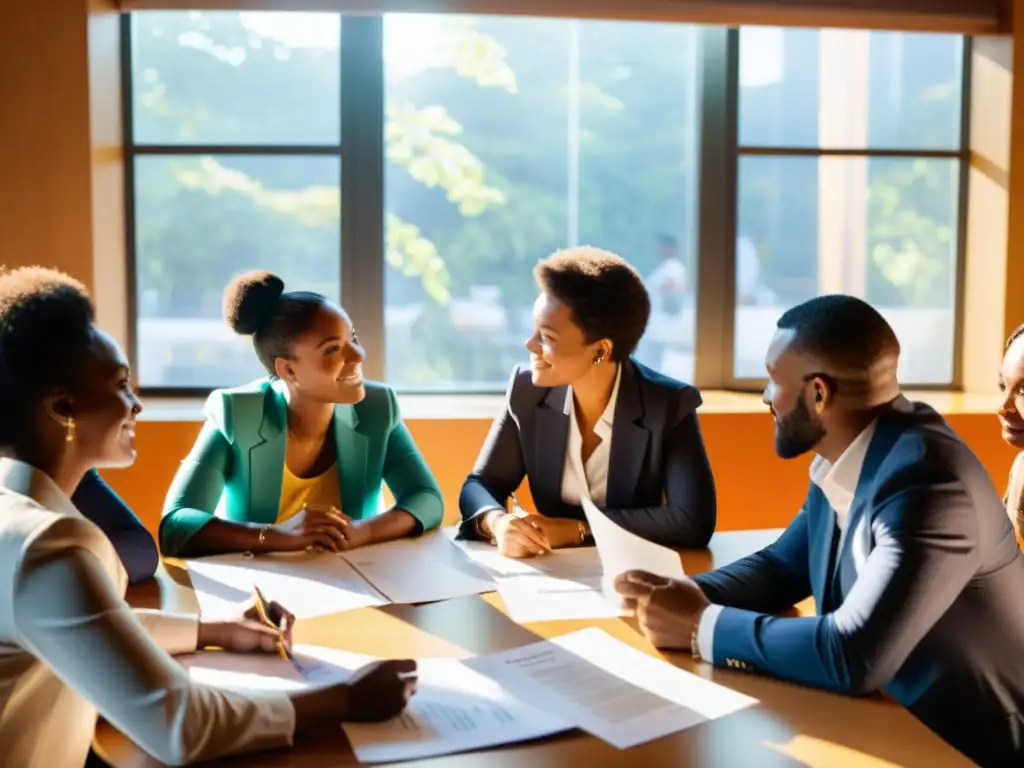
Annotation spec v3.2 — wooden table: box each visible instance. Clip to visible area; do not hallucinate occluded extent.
[94,530,973,767]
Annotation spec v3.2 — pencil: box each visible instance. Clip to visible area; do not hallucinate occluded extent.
[252,585,289,661]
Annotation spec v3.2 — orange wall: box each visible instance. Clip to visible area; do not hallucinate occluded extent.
[101,410,1017,538]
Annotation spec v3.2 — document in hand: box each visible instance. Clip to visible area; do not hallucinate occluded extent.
[185,551,387,619]
[581,498,685,601]
[464,627,757,750]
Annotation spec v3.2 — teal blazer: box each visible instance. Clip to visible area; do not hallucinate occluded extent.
[159,378,443,556]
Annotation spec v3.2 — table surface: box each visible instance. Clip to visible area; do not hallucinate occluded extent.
[94,529,973,768]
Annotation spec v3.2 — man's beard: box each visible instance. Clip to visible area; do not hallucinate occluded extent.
[774,397,826,459]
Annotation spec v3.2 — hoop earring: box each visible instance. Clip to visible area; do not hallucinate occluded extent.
[65,417,76,443]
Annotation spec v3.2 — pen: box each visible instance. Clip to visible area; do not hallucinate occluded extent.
[252,585,290,661]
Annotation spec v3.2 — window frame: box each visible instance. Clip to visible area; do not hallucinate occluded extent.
[120,15,971,396]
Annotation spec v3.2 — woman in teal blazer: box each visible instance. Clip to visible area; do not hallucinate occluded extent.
[159,271,443,557]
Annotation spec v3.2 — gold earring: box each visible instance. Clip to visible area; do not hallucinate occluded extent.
[815,401,825,415]
[65,417,76,443]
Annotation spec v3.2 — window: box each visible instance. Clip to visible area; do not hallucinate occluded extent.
[383,16,701,391]
[129,11,343,388]
[124,15,969,393]
[734,28,965,384]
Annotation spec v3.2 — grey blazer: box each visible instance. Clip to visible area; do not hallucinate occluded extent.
[458,358,717,548]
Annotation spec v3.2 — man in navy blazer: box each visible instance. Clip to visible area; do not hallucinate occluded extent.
[617,295,1024,766]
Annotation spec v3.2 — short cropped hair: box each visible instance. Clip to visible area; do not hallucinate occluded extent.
[1006,323,1024,352]
[533,246,650,362]
[776,294,900,375]
[0,267,96,446]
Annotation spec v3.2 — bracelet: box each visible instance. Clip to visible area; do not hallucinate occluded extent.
[576,520,586,546]
[258,525,271,546]
[691,625,702,661]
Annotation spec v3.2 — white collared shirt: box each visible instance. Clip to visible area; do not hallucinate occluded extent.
[561,364,622,505]
[0,458,296,767]
[697,414,884,663]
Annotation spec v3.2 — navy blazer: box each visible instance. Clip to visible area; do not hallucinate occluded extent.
[73,470,158,584]
[694,400,1024,766]
[459,359,717,548]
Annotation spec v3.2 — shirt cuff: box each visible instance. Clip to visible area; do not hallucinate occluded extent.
[696,604,723,663]
[133,609,200,655]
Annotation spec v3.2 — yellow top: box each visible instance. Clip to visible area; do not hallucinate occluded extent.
[277,461,341,523]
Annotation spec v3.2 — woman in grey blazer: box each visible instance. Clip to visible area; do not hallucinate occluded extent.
[459,246,717,557]
[999,323,1024,538]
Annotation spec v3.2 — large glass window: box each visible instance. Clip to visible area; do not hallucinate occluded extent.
[129,11,343,388]
[383,16,701,391]
[734,28,964,384]
[125,14,968,393]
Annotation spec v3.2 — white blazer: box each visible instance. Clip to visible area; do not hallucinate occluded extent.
[0,459,295,767]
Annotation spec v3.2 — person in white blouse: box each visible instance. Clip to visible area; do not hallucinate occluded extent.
[458,246,717,556]
[0,267,416,768]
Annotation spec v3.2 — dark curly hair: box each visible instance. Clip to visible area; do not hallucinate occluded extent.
[223,270,330,376]
[0,267,96,447]
[533,246,651,362]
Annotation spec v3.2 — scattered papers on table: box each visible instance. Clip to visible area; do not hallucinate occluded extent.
[186,531,497,619]
[464,627,758,750]
[445,530,618,621]
[343,658,569,764]
[180,644,363,693]
[180,643,569,763]
[186,551,387,619]
[341,533,495,605]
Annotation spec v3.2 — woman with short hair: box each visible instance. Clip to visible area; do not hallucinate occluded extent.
[459,246,717,557]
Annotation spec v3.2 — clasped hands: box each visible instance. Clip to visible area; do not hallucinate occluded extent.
[614,570,711,651]
[273,504,372,553]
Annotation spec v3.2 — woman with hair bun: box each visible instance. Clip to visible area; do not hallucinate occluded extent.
[159,271,443,557]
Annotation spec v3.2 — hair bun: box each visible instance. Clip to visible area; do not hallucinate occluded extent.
[223,270,284,335]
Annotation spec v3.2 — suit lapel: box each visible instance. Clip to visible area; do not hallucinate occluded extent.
[248,383,287,525]
[532,386,570,506]
[811,488,837,607]
[334,403,368,517]
[830,403,909,599]
[606,361,649,509]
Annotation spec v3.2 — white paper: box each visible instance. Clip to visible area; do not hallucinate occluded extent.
[581,498,685,601]
[343,658,569,764]
[444,527,624,622]
[464,628,757,750]
[186,551,387,619]
[341,532,496,605]
[179,644,367,693]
